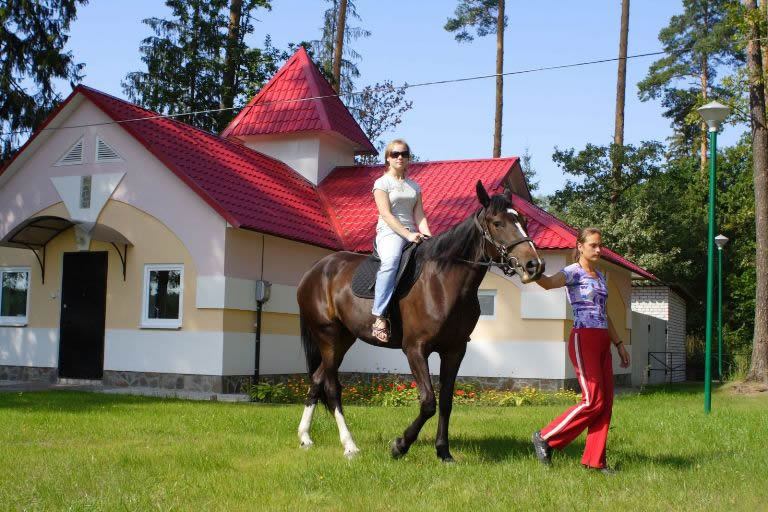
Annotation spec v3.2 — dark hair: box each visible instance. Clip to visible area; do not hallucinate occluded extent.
[572,227,602,261]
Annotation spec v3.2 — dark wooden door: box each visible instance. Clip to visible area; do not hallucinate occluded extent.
[58,252,108,379]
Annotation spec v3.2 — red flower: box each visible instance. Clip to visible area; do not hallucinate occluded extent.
[469,392,476,397]
[377,386,383,392]
[455,390,465,396]
[397,385,406,391]
[410,381,418,388]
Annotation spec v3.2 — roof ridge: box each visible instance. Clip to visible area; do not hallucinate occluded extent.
[331,156,521,170]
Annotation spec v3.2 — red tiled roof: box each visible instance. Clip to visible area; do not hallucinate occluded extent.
[220,48,376,154]
[77,86,341,249]
[319,159,657,280]
[319,158,519,252]
[510,195,658,280]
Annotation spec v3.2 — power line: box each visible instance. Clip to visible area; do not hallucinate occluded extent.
[3,37,766,138]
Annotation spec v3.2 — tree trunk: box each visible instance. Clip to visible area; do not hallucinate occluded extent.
[760,0,768,103]
[700,59,709,175]
[744,0,768,383]
[220,0,243,131]
[493,0,504,158]
[332,0,347,93]
[611,0,630,219]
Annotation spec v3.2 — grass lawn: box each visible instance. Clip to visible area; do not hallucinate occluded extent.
[0,382,766,511]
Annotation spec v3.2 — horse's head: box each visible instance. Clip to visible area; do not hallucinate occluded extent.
[475,180,545,283]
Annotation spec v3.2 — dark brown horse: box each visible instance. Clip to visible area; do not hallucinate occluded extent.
[296,181,544,461]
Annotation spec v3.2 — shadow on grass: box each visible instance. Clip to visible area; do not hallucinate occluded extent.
[451,435,536,462]
[450,435,698,469]
[626,381,724,398]
[0,390,179,412]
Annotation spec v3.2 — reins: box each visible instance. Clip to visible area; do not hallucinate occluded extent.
[456,210,534,278]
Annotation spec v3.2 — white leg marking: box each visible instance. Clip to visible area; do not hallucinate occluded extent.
[334,407,360,458]
[298,404,315,449]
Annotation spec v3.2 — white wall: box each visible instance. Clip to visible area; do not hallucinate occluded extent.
[0,328,59,368]
[240,132,354,185]
[105,329,254,376]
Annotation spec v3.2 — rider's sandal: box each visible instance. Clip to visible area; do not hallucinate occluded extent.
[372,318,390,343]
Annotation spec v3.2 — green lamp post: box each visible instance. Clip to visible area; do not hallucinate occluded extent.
[715,234,728,381]
[697,101,730,414]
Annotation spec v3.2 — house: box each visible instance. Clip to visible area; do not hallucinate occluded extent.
[0,48,659,393]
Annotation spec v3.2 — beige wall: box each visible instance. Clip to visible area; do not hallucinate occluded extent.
[225,228,333,285]
[473,271,566,342]
[0,200,234,332]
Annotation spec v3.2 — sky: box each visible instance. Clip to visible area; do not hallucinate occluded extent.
[60,0,746,196]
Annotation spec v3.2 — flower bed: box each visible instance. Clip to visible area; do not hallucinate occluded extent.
[244,375,581,407]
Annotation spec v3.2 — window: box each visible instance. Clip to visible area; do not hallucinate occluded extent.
[0,268,30,326]
[478,289,496,318]
[141,264,184,328]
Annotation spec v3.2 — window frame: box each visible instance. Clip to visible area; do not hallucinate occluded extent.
[141,263,184,329]
[0,267,31,326]
[477,289,497,319]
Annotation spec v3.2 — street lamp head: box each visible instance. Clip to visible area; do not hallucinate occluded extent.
[715,234,729,249]
[698,101,731,131]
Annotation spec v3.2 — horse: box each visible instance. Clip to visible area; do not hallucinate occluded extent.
[295,180,545,461]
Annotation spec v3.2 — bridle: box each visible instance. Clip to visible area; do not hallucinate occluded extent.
[464,208,537,278]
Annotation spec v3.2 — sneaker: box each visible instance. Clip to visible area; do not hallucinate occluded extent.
[585,465,619,476]
[531,431,552,466]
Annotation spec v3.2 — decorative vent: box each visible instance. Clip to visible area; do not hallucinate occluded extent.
[95,137,122,162]
[55,139,84,166]
[80,175,92,209]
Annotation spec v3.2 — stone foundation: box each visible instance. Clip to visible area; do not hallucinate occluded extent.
[103,371,251,394]
[0,365,58,383]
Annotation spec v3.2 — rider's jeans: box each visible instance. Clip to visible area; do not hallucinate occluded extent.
[372,229,408,317]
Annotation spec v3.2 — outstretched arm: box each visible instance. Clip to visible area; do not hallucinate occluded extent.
[535,271,566,290]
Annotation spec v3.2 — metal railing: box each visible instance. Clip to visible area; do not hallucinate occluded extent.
[647,351,687,383]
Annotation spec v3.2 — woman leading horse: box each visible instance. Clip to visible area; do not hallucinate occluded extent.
[296,180,544,461]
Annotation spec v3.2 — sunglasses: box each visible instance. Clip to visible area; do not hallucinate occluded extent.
[389,150,410,159]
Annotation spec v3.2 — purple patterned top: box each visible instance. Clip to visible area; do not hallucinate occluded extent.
[560,263,608,329]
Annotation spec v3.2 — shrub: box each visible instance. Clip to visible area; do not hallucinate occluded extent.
[243,376,581,407]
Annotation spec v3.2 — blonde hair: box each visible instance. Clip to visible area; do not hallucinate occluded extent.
[572,227,602,261]
[384,139,410,162]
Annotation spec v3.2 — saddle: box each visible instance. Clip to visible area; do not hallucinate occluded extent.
[350,241,424,302]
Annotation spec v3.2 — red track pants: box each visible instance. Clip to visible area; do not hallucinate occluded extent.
[540,328,614,469]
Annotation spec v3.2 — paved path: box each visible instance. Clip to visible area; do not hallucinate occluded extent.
[0,379,250,402]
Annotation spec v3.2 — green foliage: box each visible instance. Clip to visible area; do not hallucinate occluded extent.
[244,375,580,407]
[444,0,507,42]
[312,0,370,95]
[0,0,88,163]
[121,0,279,134]
[637,0,743,155]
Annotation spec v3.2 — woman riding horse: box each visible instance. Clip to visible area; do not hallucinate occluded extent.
[296,181,544,461]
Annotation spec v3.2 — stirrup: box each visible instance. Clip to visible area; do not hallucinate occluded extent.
[372,318,390,343]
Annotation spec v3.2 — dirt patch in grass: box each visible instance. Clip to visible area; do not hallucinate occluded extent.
[722,381,768,395]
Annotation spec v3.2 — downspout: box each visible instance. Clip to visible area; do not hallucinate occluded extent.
[254,234,271,382]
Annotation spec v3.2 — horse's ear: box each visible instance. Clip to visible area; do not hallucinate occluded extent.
[476,180,490,208]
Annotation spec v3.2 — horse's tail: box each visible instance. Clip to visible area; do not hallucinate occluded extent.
[299,313,328,408]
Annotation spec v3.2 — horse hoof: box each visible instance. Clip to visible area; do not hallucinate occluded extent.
[300,440,314,450]
[391,439,407,459]
[344,447,360,459]
[441,455,455,464]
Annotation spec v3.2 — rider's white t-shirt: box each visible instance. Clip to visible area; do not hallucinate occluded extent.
[372,174,421,235]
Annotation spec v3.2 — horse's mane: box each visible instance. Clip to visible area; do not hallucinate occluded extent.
[418,194,511,269]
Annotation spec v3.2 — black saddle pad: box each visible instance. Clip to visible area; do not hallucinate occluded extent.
[351,241,423,300]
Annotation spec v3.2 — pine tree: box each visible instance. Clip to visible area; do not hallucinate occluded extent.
[445,0,507,158]
[122,0,277,134]
[0,0,88,164]
[637,0,742,171]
